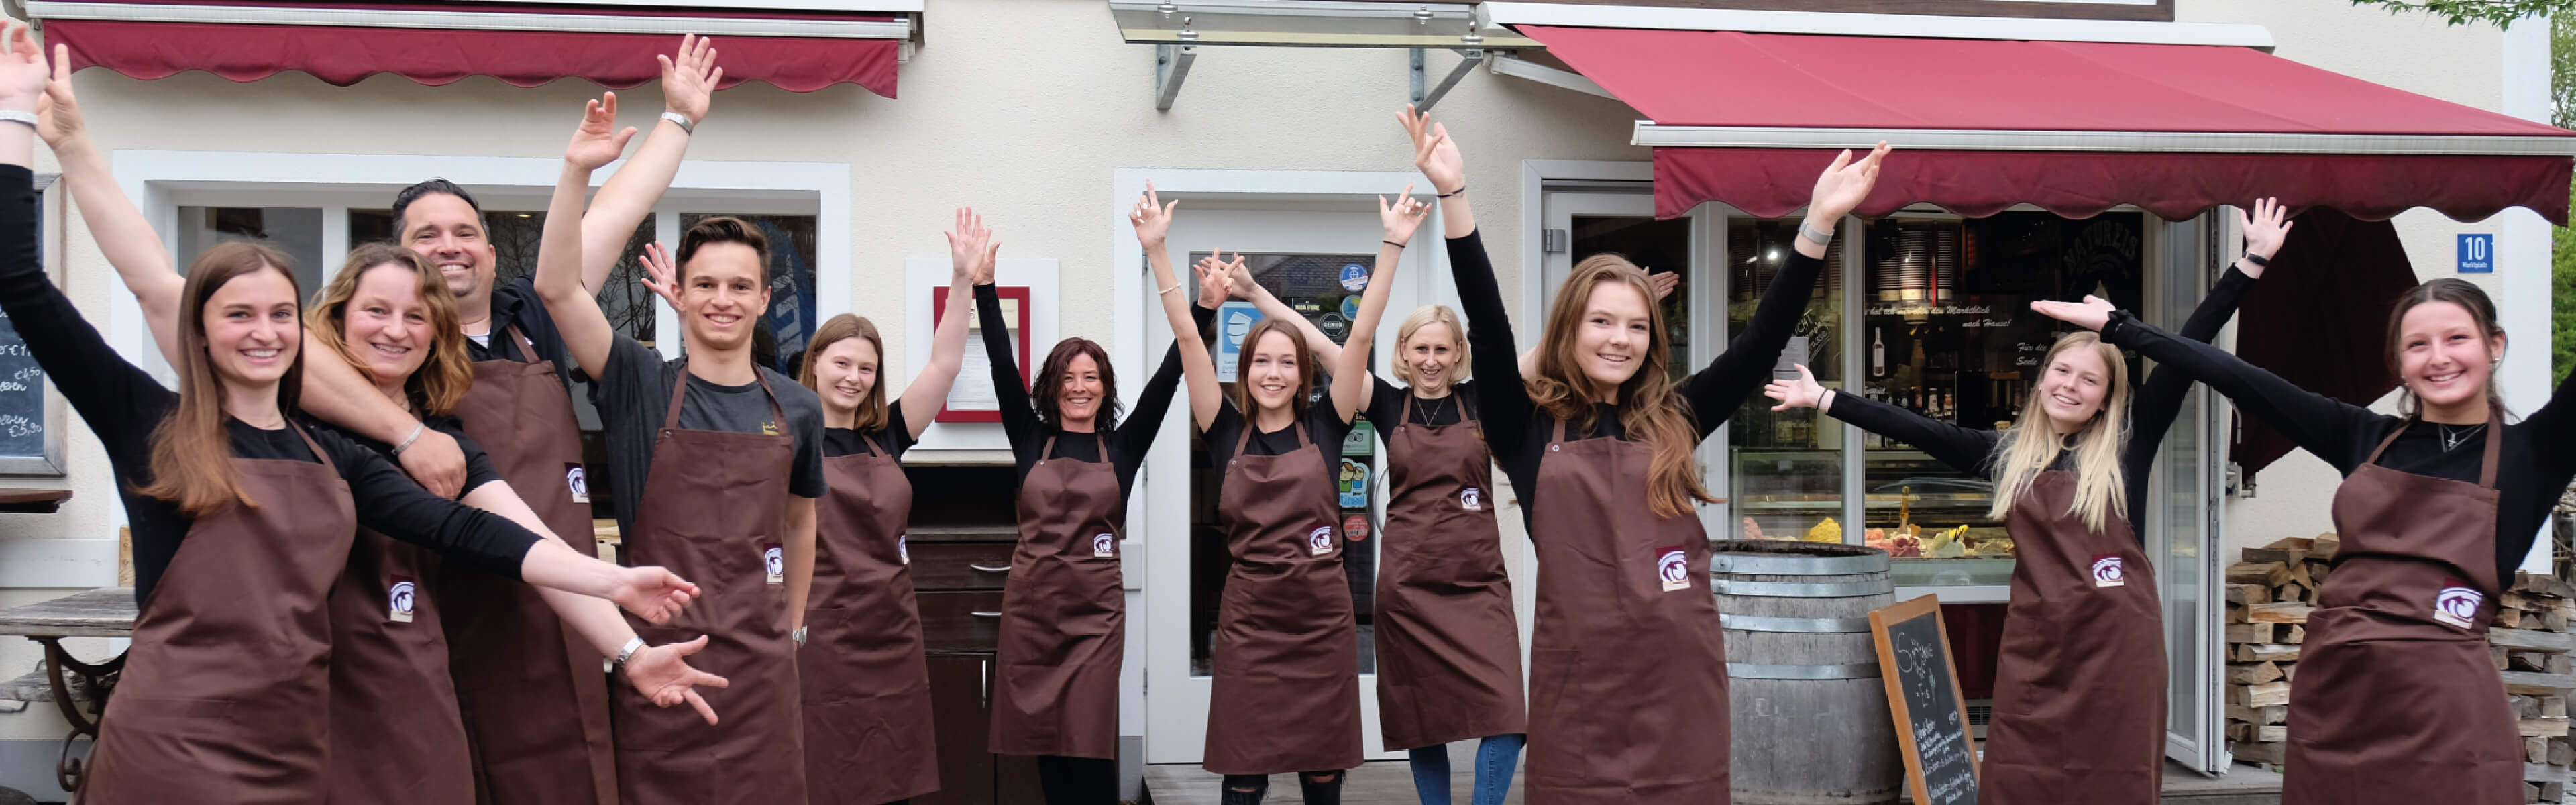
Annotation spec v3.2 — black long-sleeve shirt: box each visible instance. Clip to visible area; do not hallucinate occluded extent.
[2100,309,2576,582]
[1364,377,1478,431]
[977,283,1207,495]
[1828,266,2260,540]
[1446,229,1824,527]
[0,165,541,606]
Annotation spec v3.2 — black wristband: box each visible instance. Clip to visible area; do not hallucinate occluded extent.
[1438,186,1466,199]
[2240,252,2271,269]
[1383,239,1407,249]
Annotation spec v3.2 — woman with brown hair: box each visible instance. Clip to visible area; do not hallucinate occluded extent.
[0,31,713,803]
[1136,179,1432,804]
[1401,103,1886,804]
[1764,200,2283,802]
[2034,272,2576,805]
[978,227,1220,805]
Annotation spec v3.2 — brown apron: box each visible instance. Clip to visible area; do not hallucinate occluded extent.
[326,525,474,802]
[1203,418,1364,775]
[1524,419,1729,805]
[80,425,354,804]
[991,433,1126,759]
[446,324,619,805]
[2285,414,2520,805]
[1979,470,2165,804]
[1373,393,1526,751]
[802,429,940,803]
[612,362,808,805]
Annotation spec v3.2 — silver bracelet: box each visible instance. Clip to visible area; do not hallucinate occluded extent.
[659,111,696,136]
[1798,221,1835,247]
[0,110,35,130]
[612,636,646,671]
[390,423,426,455]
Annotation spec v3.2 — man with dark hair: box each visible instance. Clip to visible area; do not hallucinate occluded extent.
[376,36,725,805]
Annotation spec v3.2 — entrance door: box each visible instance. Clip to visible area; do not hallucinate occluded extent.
[2154,215,2227,773]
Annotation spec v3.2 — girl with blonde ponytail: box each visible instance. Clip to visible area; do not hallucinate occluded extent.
[1404,101,1888,804]
[1768,197,2288,804]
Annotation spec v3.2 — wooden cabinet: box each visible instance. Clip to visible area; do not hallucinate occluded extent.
[910,466,1044,805]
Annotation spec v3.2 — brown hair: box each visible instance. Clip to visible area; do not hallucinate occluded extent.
[307,244,472,417]
[1229,318,1315,420]
[1526,254,1716,519]
[1032,338,1124,431]
[799,313,892,432]
[676,216,772,285]
[138,242,306,516]
[2383,278,2509,419]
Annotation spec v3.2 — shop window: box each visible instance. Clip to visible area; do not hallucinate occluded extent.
[1727,219,1847,545]
[177,207,326,293]
[350,209,659,345]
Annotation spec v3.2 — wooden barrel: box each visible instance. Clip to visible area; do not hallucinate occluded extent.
[1714,541,1903,805]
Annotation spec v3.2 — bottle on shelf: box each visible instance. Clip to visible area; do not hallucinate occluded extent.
[1870,328,1886,379]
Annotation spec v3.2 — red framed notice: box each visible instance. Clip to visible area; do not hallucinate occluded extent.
[934,284,1031,423]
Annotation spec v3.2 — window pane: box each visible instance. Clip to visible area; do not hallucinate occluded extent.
[178,207,325,294]
[350,209,657,344]
[681,213,818,376]
[1728,219,1845,545]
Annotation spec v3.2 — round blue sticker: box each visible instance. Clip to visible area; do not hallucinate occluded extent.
[1341,297,1360,321]
[1340,264,1368,292]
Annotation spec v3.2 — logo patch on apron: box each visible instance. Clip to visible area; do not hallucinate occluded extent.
[565,464,589,504]
[764,543,785,584]
[1657,547,1690,592]
[2435,579,2483,630]
[1093,533,1116,558]
[1308,526,1335,556]
[1460,488,1483,511]
[388,575,416,623]
[898,535,910,566]
[2090,554,2126,588]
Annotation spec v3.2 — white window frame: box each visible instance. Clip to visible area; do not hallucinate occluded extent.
[105,150,849,382]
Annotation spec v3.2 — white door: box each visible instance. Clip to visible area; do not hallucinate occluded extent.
[2153,214,2228,773]
[1138,204,1428,765]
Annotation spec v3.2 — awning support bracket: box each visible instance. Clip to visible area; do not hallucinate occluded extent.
[1410,48,1484,113]
[1155,43,1196,111]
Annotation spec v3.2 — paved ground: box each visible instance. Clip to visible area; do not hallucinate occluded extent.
[1144,755,2286,804]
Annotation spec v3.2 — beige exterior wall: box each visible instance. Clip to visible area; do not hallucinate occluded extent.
[0,0,2549,782]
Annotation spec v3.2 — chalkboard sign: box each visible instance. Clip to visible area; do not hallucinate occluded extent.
[0,174,62,476]
[1870,595,1980,805]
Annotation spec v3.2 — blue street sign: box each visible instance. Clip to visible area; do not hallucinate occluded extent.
[2459,233,2494,273]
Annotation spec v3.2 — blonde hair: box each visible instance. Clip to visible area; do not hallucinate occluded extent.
[1985,331,2131,533]
[1527,255,1716,519]
[307,244,472,417]
[1391,305,1472,387]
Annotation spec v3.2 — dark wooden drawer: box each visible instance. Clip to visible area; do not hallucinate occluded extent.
[919,590,1006,653]
[908,541,1016,591]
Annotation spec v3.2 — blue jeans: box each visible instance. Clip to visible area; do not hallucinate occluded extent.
[1406,733,1525,805]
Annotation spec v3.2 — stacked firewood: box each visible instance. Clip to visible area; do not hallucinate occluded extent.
[2227,535,2576,802]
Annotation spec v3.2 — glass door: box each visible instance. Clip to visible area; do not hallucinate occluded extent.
[1539,191,1716,535]
[2155,214,2226,773]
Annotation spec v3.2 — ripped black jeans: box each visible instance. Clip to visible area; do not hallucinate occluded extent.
[1219,770,1347,805]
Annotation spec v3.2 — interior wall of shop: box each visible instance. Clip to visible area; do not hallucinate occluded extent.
[0,0,2540,795]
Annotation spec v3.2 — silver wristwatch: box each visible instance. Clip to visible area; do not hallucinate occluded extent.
[660,111,696,136]
[1798,221,1835,247]
[612,636,645,672]
[792,625,808,647]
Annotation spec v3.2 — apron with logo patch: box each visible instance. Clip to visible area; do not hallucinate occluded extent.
[803,429,939,803]
[1373,392,1525,751]
[1203,418,1364,775]
[992,433,1127,759]
[327,524,474,802]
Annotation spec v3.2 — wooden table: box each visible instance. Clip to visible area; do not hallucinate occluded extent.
[0,488,70,515]
[0,587,135,792]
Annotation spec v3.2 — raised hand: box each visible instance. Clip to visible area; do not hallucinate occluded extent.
[1807,142,1892,223]
[2238,197,2292,275]
[1379,184,1431,245]
[567,93,639,171]
[607,565,700,624]
[0,25,45,113]
[1397,105,1464,195]
[32,45,80,151]
[657,34,722,126]
[1128,182,1178,248]
[1194,254,1231,308]
[945,207,997,285]
[637,241,683,309]
[1764,364,1829,411]
[1648,270,1680,302]
[1221,252,1257,299]
[2031,294,2116,332]
[621,635,729,725]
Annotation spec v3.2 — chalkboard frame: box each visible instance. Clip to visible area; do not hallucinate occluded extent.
[0,172,63,477]
[1869,594,1980,804]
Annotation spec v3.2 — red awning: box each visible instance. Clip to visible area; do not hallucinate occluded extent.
[1517,27,2576,223]
[40,1,902,97]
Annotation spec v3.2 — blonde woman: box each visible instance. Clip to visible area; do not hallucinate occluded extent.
[1764,199,2286,803]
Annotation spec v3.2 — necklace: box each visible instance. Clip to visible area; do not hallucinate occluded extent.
[1416,392,1454,425]
[2438,422,2488,452]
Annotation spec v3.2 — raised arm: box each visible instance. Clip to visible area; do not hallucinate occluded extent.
[1679,144,1887,439]
[2127,198,2284,465]
[1332,189,1428,423]
[2037,296,2384,473]
[1208,253,1344,372]
[1132,185,1222,430]
[976,276,1042,461]
[537,95,635,376]
[896,209,993,441]
[1766,364,1998,475]
[1400,106,1528,452]
[579,35,718,294]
